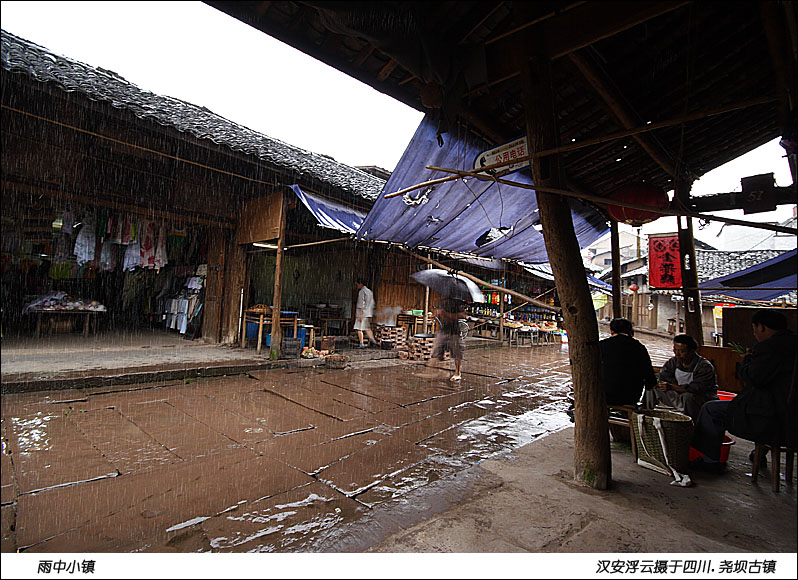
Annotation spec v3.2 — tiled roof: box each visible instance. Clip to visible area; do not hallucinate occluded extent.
[695,249,788,282]
[1,29,385,200]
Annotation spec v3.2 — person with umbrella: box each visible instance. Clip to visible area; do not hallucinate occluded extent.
[410,269,483,382]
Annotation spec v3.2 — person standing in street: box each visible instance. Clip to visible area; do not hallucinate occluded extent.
[431,298,468,381]
[354,277,377,348]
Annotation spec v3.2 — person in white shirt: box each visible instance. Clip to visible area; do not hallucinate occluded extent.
[354,277,377,348]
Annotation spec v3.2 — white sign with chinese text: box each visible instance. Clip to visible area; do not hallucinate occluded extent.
[473,136,529,178]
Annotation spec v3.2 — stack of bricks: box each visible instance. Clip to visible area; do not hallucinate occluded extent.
[376,325,408,348]
[407,335,447,360]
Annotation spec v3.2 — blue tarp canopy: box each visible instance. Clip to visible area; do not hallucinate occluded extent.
[291,184,367,235]
[356,116,608,263]
[699,249,797,301]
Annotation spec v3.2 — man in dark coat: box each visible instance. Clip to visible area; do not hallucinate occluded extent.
[691,309,796,464]
[599,318,658,405]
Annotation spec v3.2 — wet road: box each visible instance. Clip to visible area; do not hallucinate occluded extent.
[1,334,676,553]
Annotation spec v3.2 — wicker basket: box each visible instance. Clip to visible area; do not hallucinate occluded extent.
[326,354,348,369]
[631,409,693,476]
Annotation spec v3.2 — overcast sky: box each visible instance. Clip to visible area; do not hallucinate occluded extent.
[1,0,425,172]
[2,0,794,249]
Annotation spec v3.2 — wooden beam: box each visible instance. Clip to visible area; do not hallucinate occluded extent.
[568,50,679,178]
[484,2,688,84]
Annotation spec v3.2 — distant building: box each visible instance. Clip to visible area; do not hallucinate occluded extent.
[711,209,797,251]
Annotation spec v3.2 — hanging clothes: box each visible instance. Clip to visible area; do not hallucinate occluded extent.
[123,240,141,271]
[61,204,75,234]
[99,241,115,271]
[52,232,73,263]
[120,214,136,245]
[73,213,96,266]
[153,224,168,271]
[110,213,123,244]
[139,219,158,269]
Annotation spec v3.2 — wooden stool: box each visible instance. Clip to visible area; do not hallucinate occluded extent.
[752,442,796,493]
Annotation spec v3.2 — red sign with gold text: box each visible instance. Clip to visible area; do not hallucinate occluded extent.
[648,234,682,289]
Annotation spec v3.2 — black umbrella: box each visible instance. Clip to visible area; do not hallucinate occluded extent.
[410,269,485,303]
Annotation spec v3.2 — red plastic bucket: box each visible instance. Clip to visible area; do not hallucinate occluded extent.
[717,390,737,401]
[689,434,735,463]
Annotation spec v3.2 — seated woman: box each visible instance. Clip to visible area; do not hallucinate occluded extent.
[599,317,657,406]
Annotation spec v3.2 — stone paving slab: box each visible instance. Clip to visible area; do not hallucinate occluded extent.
[21,451,312,552]
[14,446,248,548]
[166,393,275,447]
[197,481,367,552]
[114,400,237,460]
[263,429,388,475]
[315,435,434,497]
[67,407,176,475]
[211,389,318,435]
[7,410,118,494]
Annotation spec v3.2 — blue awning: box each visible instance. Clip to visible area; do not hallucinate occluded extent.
[587,274,615,295]
[356,115,608,262]
[521,263,615,294]
[291,185,367,234]
[699,249,797,301]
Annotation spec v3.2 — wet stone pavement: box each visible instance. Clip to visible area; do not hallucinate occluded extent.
[0,335,677,553]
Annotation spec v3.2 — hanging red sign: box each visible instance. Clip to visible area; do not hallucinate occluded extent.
[648,234,682,289]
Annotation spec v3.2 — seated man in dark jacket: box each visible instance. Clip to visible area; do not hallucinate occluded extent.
[600,318,657,406]
[692,309,797,465]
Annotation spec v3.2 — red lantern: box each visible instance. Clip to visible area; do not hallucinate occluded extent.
[629,284,639,293]
[606,183,669,226]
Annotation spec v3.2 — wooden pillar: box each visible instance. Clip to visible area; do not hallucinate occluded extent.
[523,58,610,489]
[220,236,247,345]
[610,220,622,319]
[203,227,226,343]
[675,177,703,344]
[269,192,288,360]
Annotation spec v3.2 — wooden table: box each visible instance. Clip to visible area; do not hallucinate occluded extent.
[32,309,103,338]
[242,309,300,355]
[396,313,436,336]
[305,305,349,337]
